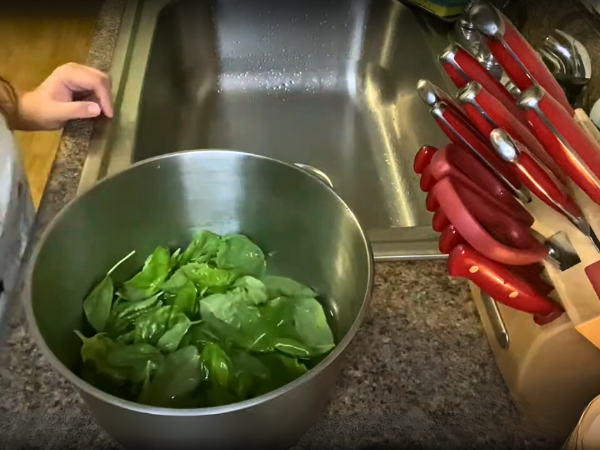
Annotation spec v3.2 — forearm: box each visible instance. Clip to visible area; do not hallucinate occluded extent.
[0,76,22,130]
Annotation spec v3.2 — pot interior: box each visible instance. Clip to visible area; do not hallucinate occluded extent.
[29,151,373,388]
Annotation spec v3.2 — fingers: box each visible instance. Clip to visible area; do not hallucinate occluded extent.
[52,101,102,123]
[55,62,113,118]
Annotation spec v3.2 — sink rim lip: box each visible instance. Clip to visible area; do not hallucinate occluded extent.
[25,148,376,417]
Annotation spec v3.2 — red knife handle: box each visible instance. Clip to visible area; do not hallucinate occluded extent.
[515,262,545,277]
[440,227,554,297]
[508,264,554,297]
[430,145,534,227]
[448,244,562,316]
[420,166,437,192]
[585,260,600,302]
[441,59,470,88]
[439,44,521,120]
[438,225,554,296]
[520,86,600,206]
[414,145,438,174]
[432,103,523,192]
[462,103,495,137]
[439,225,467,254]
[452,178,537,246]
[480,14,573,115]
[515,152,584,219]
[459,82,566,183]
[438,228,552,291]
[428,175,535,245]
[501,19,573,115]
[426,189,439,212]
[433,177,548,265]
[432,209,450,232]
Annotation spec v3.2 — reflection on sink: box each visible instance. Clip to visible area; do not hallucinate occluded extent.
[80,0,453,260]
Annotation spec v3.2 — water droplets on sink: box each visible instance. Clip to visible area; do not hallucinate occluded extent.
[126,0,449,248]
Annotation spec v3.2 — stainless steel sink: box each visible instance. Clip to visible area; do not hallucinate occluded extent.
[80,0,454,260]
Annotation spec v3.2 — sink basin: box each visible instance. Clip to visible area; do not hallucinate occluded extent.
[80,0,454,260]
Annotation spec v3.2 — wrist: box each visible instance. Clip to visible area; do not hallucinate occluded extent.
[14,92,40,131]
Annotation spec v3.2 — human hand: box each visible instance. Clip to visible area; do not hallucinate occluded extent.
[15,62,113,131]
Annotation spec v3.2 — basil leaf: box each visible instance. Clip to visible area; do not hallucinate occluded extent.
[162,272,198,318]
[260,297,334,357]
[180,323,219,351]
[179,230,221,267]
[292,297,335,355]
[229,350,270,400]
[137,346,204,408]
[76,332,163,386]
[215,235,265,278]
[134,305,178,345]
[105,294,162,338]
[160,268,188,291]
[201,342,232,388]
[180,263,234,291]
[201,342,237,407]
[170,248,182,269]
[138,360,153,401]
[78,231,337,408]
[76,331,127,392]
[156,312,193,353]
[105,343,164,384]
[200,292,261,330]
[256,353,308,392]
[83,276,114,332]
[232,276,268,305]
[119,246,171,301]
[262,276,316,300]
[116,330,135,344]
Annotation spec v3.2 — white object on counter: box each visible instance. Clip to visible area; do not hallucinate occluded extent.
[564,395,600,449]
[0,116,35,337]
[589,98,600,131]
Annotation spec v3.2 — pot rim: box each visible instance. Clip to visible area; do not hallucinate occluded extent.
[24,149,374,416]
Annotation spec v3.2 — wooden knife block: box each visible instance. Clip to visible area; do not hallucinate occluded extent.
[470,110,600,439]
[472,286,600,439]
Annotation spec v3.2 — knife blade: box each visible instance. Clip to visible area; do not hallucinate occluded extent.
[519,85,600,207]
[469,0,574,115]
[457,81,566,183]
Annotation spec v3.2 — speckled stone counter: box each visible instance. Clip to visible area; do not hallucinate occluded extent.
[1,258,553,449]
[2,0,598,448]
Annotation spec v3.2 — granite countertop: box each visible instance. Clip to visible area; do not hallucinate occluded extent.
[3,0,597,448]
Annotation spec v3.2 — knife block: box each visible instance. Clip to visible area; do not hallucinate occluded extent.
[472,286,600,439]
[471,195,600,439]
[471,111,600,439]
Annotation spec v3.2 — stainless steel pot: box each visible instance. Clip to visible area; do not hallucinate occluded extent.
[24,150,373,450]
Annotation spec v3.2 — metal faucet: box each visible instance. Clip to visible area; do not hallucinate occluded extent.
[538,29,592,109]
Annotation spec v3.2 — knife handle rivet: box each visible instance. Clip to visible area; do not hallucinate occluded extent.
[509,291,519,299]
[469,266,479,273]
